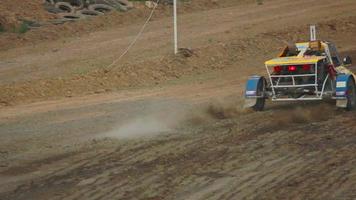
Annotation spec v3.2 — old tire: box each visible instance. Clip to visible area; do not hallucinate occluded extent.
[45,0,55,5]
[346,78,356,111]
[88,4,115,13]
[57,13,82,21]
[117,0,134,9]
[55,2,75,13]
[77,9,104,17]
[252,78,266,111]
[44,2,63,13]
[105,0,129,11]
[70,0,84,9]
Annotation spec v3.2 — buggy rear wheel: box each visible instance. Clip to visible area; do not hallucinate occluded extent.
[253,97,265,111]
[346,78,356,111]
[252,78,266,111]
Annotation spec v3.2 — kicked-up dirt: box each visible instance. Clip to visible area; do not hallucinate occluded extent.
[1,0,356,199]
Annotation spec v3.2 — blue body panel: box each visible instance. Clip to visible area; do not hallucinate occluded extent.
[336,74,353,97]
[245,76,263,98]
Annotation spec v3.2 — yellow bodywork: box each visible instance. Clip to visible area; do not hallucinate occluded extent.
[264,40,356,79]
[265,56,325,66]
[265,57,356,79]
[265,42,325,66]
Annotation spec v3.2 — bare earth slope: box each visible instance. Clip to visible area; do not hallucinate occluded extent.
[1,0,356,199]
[1,0,356,105]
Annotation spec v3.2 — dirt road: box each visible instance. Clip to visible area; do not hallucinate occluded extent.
[1,80,356,200]
[1,0,356,199]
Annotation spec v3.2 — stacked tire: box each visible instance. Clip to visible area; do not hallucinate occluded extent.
[44,0,134,23]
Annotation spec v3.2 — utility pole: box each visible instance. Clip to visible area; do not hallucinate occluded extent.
[173,0,178,54]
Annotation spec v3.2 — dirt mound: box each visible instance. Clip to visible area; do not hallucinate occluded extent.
[0,0,355,107]
[0,34,271,106]
[1,14,356,106]
[0,0,55,30]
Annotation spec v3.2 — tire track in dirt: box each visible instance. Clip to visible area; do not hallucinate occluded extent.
[2,108,356,200]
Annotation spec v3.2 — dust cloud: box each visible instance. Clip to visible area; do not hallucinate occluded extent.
[105,113,177,139]
[100,97,338,140]
[103,98,244,139]
[103,101,205,139]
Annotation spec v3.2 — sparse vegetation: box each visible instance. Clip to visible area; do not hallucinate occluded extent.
[0,24,4,33]
[13,21,31,34]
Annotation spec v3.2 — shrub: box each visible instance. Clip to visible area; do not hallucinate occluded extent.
[16,21,30,34]
[0,24,4,33]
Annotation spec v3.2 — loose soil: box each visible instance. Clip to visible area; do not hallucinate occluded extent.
[1,0,356,199]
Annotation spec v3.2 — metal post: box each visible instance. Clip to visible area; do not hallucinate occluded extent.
[310,25,316,41]
[173,0,178,54]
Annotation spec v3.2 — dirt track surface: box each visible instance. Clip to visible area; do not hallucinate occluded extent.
[1,0,356,199]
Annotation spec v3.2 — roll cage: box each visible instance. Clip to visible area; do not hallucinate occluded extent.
[264,41,338,101]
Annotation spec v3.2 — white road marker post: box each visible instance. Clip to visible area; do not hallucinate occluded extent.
[310,25,316,41]
[173,0,178,54]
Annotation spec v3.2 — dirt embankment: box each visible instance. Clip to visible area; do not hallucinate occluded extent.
[0,0,55,30]
[0,0,250,50]
[0,15,356,107]
[5,0,355,108]
[0,34,276,106]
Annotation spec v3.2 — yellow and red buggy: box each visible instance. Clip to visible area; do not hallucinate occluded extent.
[245,39,355,111]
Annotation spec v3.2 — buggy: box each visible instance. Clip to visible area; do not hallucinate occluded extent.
[245,28,355,111]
